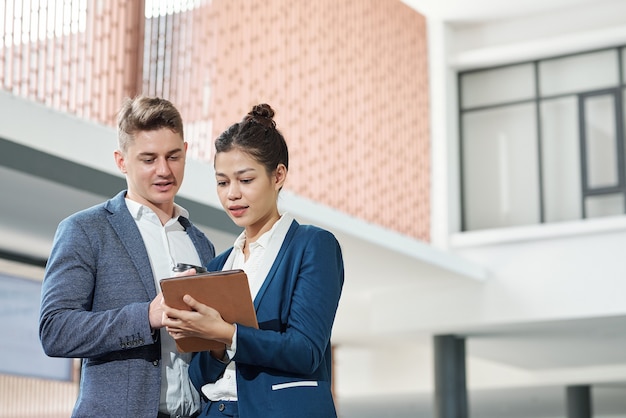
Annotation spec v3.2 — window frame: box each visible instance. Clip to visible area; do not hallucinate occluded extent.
[458,46,626,232]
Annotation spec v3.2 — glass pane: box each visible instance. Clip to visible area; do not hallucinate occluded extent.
[0,275,73,380]
[541,97,582,222]
[585,194,624,218]
[622,88,626,168]
[622,47,626,84]
[539,49,619,96]
[584,94,618,189]
[462,103,539,230]
[461,63,535,109]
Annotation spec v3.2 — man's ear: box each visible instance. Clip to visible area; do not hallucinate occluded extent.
[274,164,287,190]
[114,150,127,174]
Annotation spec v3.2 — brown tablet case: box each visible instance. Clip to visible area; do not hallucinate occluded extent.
[159,269,258,352]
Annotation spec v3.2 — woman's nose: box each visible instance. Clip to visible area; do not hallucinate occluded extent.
[227,184,241,199]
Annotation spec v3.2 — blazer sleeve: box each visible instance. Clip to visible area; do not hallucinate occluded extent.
[188,351,230,391]
[39,212,155,359]
[234,227,344,376]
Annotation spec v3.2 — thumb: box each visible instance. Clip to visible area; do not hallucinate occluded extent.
[182,294,200,309]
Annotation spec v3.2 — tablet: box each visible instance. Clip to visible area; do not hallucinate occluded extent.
[159,269,258,352]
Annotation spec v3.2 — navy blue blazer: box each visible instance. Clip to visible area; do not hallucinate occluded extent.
[189,219,344,418]
[39,190,215,418]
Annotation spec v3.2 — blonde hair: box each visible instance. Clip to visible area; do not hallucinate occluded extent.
[117,96,184,152]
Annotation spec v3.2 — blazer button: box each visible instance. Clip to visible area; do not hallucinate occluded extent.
[218,403,226,412]
[152,360,159,366]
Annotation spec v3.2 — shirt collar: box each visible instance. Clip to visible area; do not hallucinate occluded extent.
[233,212,292,251]
[124,198,189,224]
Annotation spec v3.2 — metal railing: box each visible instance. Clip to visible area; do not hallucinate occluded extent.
[0,0,214,160]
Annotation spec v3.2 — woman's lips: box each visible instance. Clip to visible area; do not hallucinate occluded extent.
[229,206,247,217]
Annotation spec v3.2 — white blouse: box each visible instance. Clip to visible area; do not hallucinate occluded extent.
[201,213,294,402]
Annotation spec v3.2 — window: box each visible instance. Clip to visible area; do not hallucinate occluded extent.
[0,273,73,380]
[459,47,626,231]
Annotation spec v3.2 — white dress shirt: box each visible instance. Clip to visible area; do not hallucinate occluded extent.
[125,198,202,417]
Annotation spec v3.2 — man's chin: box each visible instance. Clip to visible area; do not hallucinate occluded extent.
[149,189,178,205]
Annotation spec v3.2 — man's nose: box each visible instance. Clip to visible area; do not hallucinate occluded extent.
[155,158,171,175]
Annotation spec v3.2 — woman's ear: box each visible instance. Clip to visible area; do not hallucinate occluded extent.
[274,164,287,190]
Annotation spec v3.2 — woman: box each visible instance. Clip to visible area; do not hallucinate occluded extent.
[162,104,344,418]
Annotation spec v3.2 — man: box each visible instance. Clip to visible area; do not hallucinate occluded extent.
[39,96,215,417]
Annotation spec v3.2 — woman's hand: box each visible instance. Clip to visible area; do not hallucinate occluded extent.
[161,295,236,346]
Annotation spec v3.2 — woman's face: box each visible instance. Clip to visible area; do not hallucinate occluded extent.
[214,148,286,238]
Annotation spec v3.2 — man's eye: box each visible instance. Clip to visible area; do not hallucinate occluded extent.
[169,155,181,161]
[241,178,253,184]
[142,158,155,163]
[216,181,227,187]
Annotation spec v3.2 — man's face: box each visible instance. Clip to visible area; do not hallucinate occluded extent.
[114,128,187,213]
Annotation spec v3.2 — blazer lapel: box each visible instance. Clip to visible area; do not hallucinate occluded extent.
[105,192,158,297]
[253,220,299,309]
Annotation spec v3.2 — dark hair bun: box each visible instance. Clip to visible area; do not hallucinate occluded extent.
[245,103,276,128]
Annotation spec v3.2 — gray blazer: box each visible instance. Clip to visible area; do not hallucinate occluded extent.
[39,190,215,417]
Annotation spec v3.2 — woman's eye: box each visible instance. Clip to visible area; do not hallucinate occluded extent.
[241,178,253,184]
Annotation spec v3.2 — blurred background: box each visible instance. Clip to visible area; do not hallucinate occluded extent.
[1,0,626,417]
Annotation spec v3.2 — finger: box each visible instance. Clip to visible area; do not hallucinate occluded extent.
[169,329,187,339]
[174,269,197,278]
[166,325,182,333]
[162,304,184,319]
[182,294,201,309]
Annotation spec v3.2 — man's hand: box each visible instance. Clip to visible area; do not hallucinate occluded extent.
[149,269,199,330]
[149,293,165,329]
